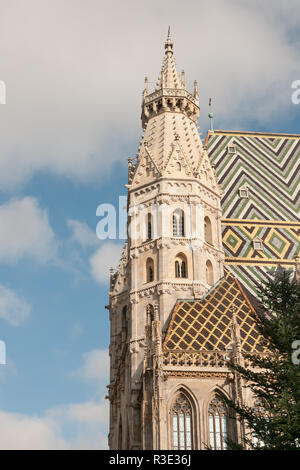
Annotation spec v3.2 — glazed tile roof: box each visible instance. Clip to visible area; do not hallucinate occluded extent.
[206,130,300,296]
[163,271,267,353]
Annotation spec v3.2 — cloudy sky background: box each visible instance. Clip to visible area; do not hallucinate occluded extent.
[0,0,300,448]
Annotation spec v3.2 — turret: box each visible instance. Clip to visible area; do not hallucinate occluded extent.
[141,30,200,128]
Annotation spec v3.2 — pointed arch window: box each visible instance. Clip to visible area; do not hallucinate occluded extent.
[175,253,188,278]
[204,216,213,244]
[171,393,193,450]
[175,260,180,278]
[208,396,228,450]
[206,260,214,285]
[181,261,187,278]
[146,258,154,283]
[173,209,185,237]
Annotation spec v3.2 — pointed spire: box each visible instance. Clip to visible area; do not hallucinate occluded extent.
[194,80,199,100]
[230,306,243,365]
[208,97,214,133]
[165,26,173,55]
[181,70,186,87]
[143,76,148,98]
[141,32,200,127]
[155,29,182,90]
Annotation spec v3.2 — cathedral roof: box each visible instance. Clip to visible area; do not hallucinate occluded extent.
[163,271,267,354]
[205,129,300,221]
[205,129,300,296]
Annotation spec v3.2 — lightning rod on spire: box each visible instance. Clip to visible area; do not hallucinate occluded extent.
[208,97,214,133]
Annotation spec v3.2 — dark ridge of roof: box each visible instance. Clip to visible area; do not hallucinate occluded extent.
[205,130,300,144]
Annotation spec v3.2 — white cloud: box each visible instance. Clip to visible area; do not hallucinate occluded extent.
[0,197,57,264]
[48,399,109,449]
[72,348,109,385]
[89,242,122,284]
[0,284,31,326]
[0,1,299,190]
[0,399,109,450]
[0,348,110,449]
[66,400,108,424]
[0,410,68,450]
[67,219,98,248]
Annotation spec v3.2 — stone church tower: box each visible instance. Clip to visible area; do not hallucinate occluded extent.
[107,33,270,450]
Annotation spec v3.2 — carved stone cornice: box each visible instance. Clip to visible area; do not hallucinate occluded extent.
[165,370,229,379]
[130,188,220,212]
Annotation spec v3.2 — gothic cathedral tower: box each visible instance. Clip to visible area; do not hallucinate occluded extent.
[107,32,225,449]
[107,33,264,450]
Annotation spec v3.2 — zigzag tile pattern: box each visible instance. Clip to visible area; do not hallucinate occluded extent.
[206,131,300,293]
[223,220,299,260]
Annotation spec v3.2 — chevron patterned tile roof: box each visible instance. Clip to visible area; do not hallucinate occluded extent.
[206,130,300,294]
[163,271,267,354]
[206,130,300,219]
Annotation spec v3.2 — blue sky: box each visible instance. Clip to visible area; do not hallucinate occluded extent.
[0,0,300,449]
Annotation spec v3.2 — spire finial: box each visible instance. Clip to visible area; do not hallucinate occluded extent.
[208,97,214,133]
[194,80,198,100]
[165,27,173,55]
[143,76,148,98]
[181,70,186,88]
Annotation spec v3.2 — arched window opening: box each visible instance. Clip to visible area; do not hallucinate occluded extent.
[204,216,213,244]
[175,260,180,278]
[208,396,228,450]
[181,261,187,278]
[175,253,188,279]
[206,260,214,285]
[173,209,185,237]
[147,213,152,240]
[171,393,193,450]
[146,258,154,283]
